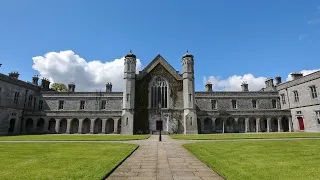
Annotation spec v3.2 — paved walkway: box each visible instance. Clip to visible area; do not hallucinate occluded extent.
[106,135,224,180]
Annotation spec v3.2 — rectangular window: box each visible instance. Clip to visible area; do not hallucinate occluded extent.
[13,92,20,105]
[281,94,286,104]
[310,86,317,99]
[126,93,129,102]
[316,111,320,124]
[232,100,237,109]
[293,91,299,102]
[58,100,64,110]
[33,97,37,110]
[101,100,106,109]
[28,95,33,107]
[189,94,192,102]
[272,99,277,108]
[211,100,217,109]
[252,99,257,109]
[38,100,43,110]
[80,100,85,109]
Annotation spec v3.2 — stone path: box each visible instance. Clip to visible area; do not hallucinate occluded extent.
[106,135,224,180]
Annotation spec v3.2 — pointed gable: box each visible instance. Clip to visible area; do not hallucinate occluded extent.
[137,54,182,80]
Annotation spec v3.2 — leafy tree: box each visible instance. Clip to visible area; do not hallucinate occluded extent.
[51,83,68,92]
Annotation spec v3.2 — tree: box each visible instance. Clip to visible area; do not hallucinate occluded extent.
[51,83,68,92]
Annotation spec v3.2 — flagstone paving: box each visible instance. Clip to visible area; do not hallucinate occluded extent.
[106,135,224,180]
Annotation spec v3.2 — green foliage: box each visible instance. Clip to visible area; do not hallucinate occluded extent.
[51,82,68,92]
[184,140,320,180]
[0,134,151,141]
[170,132,320,140]
[0,143,138,180]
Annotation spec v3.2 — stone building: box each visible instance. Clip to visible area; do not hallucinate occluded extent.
[0,51,318,135]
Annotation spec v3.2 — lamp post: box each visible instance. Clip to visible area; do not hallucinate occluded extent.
[158,102,162,142]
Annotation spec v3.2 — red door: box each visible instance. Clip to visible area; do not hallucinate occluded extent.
[297,117,305,130]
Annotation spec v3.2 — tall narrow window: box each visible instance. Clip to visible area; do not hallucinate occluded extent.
[211,100,217,109]
[293,91,299,102]
[189,94,192,102]
[232,100,237,109]
[252,99,257,109]
[13,92,20,105]
[58,100,64,109]
[272,99,277,108]
[281,94,286,104]
[33,97,37,110]
[190,117,193,126]
[126,94,129,102]
[150,77,168,108]
[126,118,128,126]
[316,111,320,124]
[38,100,43,110]
[28,95,33,107]
[101,100,106,109]
[80,100,85,109]
[310,86,317,99]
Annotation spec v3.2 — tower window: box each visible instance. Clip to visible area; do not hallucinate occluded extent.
[252,99,257,109]
[211,100,217,109]
[232,100,237,109]
[80,100,85,109]
[272,99,277,108]
[101,100,106,109]
[310,86,317,99]
[150,77,168,108]
[281,94,286,104]
[13,92,20,105]
[58,100,64,109]
[293,91,299,102]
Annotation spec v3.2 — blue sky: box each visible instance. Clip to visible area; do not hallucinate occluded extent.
[0,0,319,91]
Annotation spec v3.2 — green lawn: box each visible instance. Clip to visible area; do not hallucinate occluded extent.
[184,140,320,180]
[0,142,138,180]
[171,132,320,140]
[0,134,150,141]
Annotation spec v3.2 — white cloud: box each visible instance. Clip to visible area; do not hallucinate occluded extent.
[32,50,143,92]
[286,69,320,81]
[202,74,267,91]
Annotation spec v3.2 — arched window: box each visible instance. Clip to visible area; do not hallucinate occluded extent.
[150,77,168,108]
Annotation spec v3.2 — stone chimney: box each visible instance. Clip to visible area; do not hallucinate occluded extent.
[8,71,19,79]
[205,82,213,92]
[265,78,274,89]
[106,82,112,92]
[275,76,282,85]
[290,72,303,80]
[241,81,249,91]
[32,75,39,85]
[41,78,50,90]
[68,82,76,92]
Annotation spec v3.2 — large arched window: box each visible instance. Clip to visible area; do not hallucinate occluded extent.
[150,77,168,108]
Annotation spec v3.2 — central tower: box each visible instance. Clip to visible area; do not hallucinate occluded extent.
[182,51,198,134]
[121,51,136,135]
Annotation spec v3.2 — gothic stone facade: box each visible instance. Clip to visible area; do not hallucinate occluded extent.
[0,52,319,135]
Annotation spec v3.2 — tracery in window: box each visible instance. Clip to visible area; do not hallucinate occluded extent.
[150,77,168,108]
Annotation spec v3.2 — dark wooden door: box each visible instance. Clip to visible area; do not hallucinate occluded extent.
[297,117,304,130]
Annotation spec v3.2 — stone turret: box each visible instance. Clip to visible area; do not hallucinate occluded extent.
[290,72,303,80]
[106,82,112,92]
[182,50,198,134]
[121,50,136,135]
[275,76,282,85]
[8,71,19,79]
[205,82,213,92]
[241,81,249,92]
[32,75,39,85]
[68,82,76,92]
[41,78,50,90]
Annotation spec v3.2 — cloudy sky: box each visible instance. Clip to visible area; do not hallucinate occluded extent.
[0,1,319,91]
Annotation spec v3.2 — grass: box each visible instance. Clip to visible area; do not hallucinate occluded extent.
[184,140,320,180]
[0,142,138,180]
[171,132,320,140]
[0,134,150,141]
